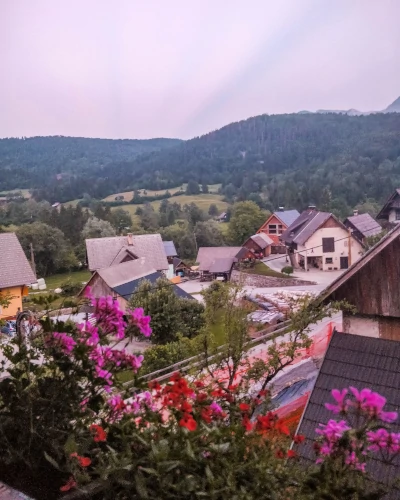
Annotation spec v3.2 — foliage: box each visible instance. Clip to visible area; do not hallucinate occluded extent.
[60,279,83,297]
[227,201,267,244]
[0,293,399,498]
[109,208,132,231]
[186,180,200,195]
[208,203,219,216]
[129,277,205,344]
[16,221,78,276]
[281,265,294,275]
[194,220,225,247]
[363,230,388,252]
[81,216,116,239]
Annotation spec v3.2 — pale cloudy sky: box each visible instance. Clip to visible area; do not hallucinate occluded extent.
[1,0,399,139]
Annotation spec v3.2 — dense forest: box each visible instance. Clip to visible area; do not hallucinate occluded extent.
[1,111,400,211]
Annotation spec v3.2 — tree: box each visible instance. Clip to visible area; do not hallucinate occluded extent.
[139,203,160,231]
[201,183,209,194]
[184,202,204,227]
[81,217,116,239]
[16,222,78,276]
[227,201,267,245]
[194,220,225,247]
[109,208,132,232]
[208,203,219,216]
[186,180,200,195]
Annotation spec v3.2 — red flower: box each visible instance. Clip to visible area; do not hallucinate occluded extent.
[201,406,212,424]
[275,420,290,436]
[60,476,77,492]
[196,392,207,402]
[258,389,268,397]
[179,413,197,431]
[239,403,250,412]
[242,415,253,432]
[287,450,297,458]
[211,388,225,398]
[293,434,305,444]
[148,380,161,391]
[194,380,205,388]
[90,424,107,442]
[181,400,193,413]
[256,414,274,431]
[275,449,285,459]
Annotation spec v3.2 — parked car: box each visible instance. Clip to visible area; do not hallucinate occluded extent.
[1,320,16,336]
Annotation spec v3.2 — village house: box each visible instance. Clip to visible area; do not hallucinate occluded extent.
[319,223,400,340]
[163,241,178,264]
[343,210,382,244]
[376,188,400,223]
[85,233,169,273]
[257,209,300,254]
[281,208,363,271]
[79,259,193,311]
[242,233,273,258]
[0,233,36,319]
[196,246,253,281]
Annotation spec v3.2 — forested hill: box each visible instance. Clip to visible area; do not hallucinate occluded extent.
[1,113,400,211]
[124,112,400,212]
[0,136,181,200]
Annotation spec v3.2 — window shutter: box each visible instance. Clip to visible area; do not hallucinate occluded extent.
[322,237,335,252]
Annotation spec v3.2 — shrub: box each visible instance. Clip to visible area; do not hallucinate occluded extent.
[281,265,294,275]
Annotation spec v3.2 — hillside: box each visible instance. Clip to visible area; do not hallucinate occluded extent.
[385,96,400,113]
[0,136,182,202]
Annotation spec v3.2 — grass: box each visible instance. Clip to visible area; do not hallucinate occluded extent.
[103,183,222,202]
[240,261,289,279]
[115,193,228,220]
[209,309,226,346]
[44,270,92,290]
[0,189,31,199]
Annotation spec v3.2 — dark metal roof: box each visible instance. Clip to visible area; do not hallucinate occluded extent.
[163,240,178,257]
[273,210,301,227]
[281,210,332,246]
[295,331,400,498]
[344,213,382,238]
[377,189,400,220]
[196,247,242,271]
[112,271,194,301]
[208,257,235,273]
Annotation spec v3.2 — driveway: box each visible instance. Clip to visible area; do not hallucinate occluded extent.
[264,255,344,288]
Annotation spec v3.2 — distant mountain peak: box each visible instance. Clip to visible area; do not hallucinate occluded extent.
[385,96,400,112]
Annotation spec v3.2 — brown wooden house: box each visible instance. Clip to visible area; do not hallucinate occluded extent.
[242,233,273,258]
[319,223,400,340]
[257,210,300,253]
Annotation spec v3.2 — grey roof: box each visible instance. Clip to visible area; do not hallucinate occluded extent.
[295,331,400,498]
[273,209,300,227]
[208,257,235,273]
[250,233,273,249]
[86,234,168,271]
[97,259,157,288]
[345,213,382,238]
[0,233,36,288]
[377,188,400,220]
[281,210,333,245]
[163,240,178,257]
[196,247,243,271]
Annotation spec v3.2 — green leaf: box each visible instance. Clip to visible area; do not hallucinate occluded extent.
[44,451,60,471]
[185,439,195,459]
[140,467,158,476]
[134,471,149,499]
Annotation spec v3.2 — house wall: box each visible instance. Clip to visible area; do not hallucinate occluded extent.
[243,239,268,257]
[257,215,287,245]
[0,285,27,318]
[343,313,400,341]
[388,209,400,223]
[85,275,129,312]
[295,220,363,271]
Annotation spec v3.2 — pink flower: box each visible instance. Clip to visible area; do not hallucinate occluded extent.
[367,429,400,454]
[49,332,76,353]
[350,387,398,423]
[325,388,349,414]
[316,419,350,442]
[129,354,144,372]
[95,366,113,386]
[345,451,366,472]
[210,401,223,414]
[130,307,152,337]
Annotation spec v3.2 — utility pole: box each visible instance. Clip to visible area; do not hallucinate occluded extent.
[30,242,37,278]
[347,228,352,266]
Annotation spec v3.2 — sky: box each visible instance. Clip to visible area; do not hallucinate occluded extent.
[1,0,399,140]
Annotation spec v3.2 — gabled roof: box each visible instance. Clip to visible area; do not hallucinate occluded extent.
[86,234,168,271]
[97,260,156,288]
[295,331,400,498]
[208,257,235,273]
[281,210,334,245]
[377,188,400,220]
[163,240,178,257]
[196,247,243,271]
[344,213,382,238]
[110,246,138,266]
[113,271,194,301]
[0,233,36,288]
[319,223,400,304]
[249,233,273,249]
[273,209,301,227]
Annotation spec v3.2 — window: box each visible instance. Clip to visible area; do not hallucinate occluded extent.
[322,237,335,253]
[396,209,400,221]
[278,224,283,234]
[268,224,277,234]
[325,257,333,264]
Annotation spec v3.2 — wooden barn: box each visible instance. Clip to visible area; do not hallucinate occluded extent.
[319,223,400,340]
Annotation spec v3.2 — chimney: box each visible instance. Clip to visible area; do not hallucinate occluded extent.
[308,204,316,211]
[353,209,359,216]
[278,206,284,211]
[127,233,133,245]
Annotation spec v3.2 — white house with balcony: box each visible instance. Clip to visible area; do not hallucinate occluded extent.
[280,208,363,271]
[377,188,400,223]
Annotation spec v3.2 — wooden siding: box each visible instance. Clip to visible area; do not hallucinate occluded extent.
[329,237,400,317]
[84,275,128,311]
[379,317,400,341]
[243,238,266,256]
[257,214,287,245]
[320,215,342,229]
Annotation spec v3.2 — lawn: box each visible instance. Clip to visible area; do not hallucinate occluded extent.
[44,269,92,290]
[0,189,31,199]
[103,183,222,202]
[114,193,228,219]
[240,261,289,279]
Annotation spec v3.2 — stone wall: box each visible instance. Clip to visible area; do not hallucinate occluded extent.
[231,271,316,287]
